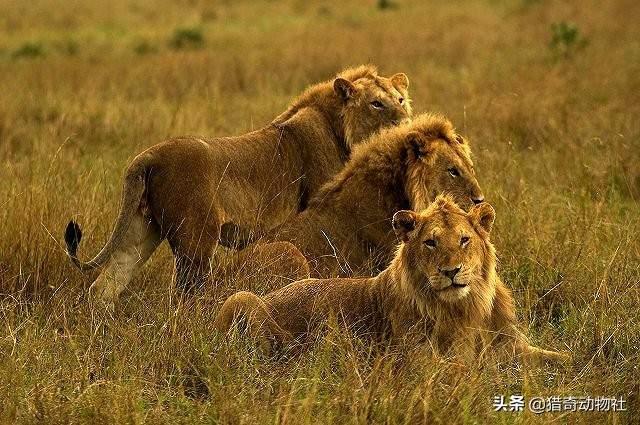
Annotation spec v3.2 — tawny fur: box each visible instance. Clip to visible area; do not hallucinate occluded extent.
[225,114,485,277]
[212,241,311,295]
[64,65,412,301]
[215,196,570,363]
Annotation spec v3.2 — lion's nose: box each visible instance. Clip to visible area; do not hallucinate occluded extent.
[440,265,461,280]
[471,196,484,205]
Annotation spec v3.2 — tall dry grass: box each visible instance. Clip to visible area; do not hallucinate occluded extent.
[0,0,638,423]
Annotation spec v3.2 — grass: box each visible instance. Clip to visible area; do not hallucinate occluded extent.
[169,27,205,50]
[11,42,45,59]
[0,0,639,423]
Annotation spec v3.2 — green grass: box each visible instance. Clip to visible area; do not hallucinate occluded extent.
[0,0,639,423]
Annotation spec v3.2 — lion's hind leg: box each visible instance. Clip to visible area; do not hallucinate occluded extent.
[214,291,292,355]
[89,211,161,304]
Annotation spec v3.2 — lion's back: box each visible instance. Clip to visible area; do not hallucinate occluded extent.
[264,277,381,336]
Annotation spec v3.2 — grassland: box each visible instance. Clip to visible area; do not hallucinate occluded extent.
[0,0,639,423]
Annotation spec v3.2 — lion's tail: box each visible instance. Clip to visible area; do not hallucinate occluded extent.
[64,154,150,272]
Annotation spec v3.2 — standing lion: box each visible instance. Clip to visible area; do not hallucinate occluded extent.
[64,65,412,302]
[215,195,569,363]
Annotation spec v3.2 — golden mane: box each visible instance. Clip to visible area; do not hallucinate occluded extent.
[310,113,468,206]
[391,195,498,334]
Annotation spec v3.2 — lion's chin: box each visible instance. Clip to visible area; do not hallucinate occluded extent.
[436,284,471,302]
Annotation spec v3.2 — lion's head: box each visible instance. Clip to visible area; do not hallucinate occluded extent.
[401,114,484,211]
[333,113,484,214]
[273,65,412,153]
[334,66,412,149]
[391,195,497,320]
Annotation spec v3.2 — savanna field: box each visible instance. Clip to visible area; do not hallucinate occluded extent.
[1,0,639,423]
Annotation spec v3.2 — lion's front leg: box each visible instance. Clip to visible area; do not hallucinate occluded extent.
[491,325,571,364]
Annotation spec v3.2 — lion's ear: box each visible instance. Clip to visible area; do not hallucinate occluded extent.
[406,131,427,160]
[334,78,357,101]
[390,73,409,91]
[470,203,495,235]
[392,210,417,242]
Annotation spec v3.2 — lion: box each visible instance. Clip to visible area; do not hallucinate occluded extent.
[220,113,486,278]
[63,65,412,302]
[214,195,569,363]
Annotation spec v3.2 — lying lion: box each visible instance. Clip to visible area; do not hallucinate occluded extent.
[221,113,485,278]
[64,65,412,302]
[215,195,569,362]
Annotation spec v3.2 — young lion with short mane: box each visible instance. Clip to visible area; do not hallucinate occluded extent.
[215,195,568,362]
[64,65,412,302]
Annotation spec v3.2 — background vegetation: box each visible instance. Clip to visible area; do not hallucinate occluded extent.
[0,0,638,423]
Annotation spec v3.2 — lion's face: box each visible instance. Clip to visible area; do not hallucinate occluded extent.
[405,131,484,212]
[393,196,495,303]
[334,73,412,149]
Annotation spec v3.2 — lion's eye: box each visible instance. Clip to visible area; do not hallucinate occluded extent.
[448,167,460,178]
[371,100,385,109]
[424,239,436,248]
[461,236,470,246]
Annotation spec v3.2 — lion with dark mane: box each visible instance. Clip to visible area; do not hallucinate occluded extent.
[215,195,569,363]
[222,114,485,278]
[64,65,411,302]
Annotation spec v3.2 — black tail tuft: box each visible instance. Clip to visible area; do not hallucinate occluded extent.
[64,220,83,256]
